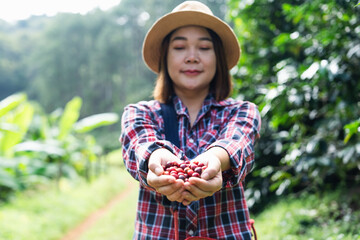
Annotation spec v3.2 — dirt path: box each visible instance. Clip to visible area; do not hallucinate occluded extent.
[60,180,136,240]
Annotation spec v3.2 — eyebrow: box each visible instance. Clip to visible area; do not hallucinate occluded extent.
[171,36,212,42]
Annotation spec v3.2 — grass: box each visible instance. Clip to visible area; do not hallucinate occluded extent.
[253,191,360,240]
[0,165,133,240]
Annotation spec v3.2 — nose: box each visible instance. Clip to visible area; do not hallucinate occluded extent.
[185,49,199,63]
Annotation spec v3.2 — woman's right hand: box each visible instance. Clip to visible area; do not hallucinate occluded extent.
[147,148,185,202]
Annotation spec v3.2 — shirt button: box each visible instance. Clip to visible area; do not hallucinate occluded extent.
[189,138,194,143]
[188,230,194,236]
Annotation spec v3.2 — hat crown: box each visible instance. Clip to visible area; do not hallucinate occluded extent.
[172,1,214,16]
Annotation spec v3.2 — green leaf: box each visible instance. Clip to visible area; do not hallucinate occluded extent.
[0,93,27,118]
[0,102,34,157]
[273,33,291,47]
[282,3,292,13]
[74,113,119,133]
[14,141,66,156]
[344,119,360,143]
[58,96,82,140]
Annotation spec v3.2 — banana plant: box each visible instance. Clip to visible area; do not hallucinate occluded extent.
[0,93,27,118]
[0,93,120,198]
[0,93,35,195]
[0,93,34,158]
[14,96,119,181]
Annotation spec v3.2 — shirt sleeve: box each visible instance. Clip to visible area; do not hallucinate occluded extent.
[119,102,182,190]
[207,101,261,187]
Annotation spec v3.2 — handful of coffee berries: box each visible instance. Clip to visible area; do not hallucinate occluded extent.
[162,160,206,182]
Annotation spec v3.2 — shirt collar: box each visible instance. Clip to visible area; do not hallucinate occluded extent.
[172,94,234,116]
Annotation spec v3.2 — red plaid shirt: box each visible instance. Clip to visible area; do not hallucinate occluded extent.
[120,94,261,240]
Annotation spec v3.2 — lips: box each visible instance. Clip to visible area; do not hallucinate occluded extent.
[182,69,202,76]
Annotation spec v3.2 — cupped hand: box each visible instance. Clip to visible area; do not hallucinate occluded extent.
[147,148,186,202]
[181,152,223,205]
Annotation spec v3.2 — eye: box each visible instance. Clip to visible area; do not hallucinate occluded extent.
[199,45,213,51]
[171,43,185,50]
[199,42,213,50]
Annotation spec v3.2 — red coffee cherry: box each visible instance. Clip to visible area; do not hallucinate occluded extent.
[162,160,204,181]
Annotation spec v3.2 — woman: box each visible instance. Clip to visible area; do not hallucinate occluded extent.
[120,1,261,239]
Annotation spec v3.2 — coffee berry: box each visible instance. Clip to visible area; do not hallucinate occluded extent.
[162,160,206,181]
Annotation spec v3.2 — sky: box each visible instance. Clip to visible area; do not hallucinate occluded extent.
[0,0,122,22]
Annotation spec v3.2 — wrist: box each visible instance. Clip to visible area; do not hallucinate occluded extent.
[206,146,231,171]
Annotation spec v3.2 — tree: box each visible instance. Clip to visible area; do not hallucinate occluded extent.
[228,0,360,212]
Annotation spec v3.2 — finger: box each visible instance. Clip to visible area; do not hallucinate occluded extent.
[157,180,185,202]
[186,177,211,191]
[149,149,181,176]
[148,171,175,189]
[201,162,220,181]
[182,189,198,203]
[187,173,222,192]
[156,179,183,194]
[183,181,213,199]
[149,162,164,176]
[166,187,185,202]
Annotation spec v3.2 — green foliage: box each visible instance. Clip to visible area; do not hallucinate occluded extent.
[0,102,34,158]
[0,93,27,118]
[0,93,34,157]
[253,190,360,239]
[74,113,119,133]
[0,93,119,201]
[229,0,360,211]
[0,32,28,99]
[344,118,360,143]
[58,96,82,140]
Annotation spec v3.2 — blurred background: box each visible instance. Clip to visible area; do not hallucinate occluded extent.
[0,0,359,239]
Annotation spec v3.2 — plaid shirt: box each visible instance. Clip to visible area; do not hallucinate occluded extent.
[120,94,261,240]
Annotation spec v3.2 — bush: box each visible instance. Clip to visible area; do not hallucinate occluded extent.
[228,0,360,212]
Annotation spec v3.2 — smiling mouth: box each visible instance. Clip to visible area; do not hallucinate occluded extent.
[182,70,202,75]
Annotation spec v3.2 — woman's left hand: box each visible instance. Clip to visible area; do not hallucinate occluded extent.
[181,152,223,206]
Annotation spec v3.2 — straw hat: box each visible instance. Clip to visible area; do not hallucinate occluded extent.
[142,1,241,73]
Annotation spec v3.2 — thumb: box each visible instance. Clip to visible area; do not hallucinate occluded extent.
[201,167,217,181]
[202,157,221,180]
[148,161,163,176]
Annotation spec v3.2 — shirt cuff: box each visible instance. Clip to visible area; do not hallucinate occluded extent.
[136,141,183,190]
[208,138,253,188]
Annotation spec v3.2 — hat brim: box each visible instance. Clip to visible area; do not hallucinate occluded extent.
[142,10,241,73]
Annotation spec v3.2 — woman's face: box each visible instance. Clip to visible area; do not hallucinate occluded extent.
[167,26,216,97]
